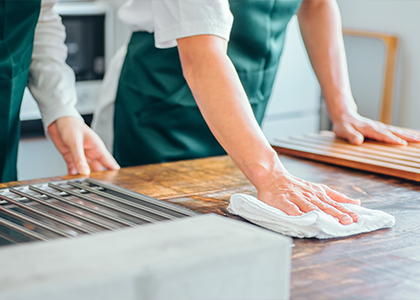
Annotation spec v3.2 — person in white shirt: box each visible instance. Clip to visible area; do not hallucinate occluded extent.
[93,0,420,225]
[0,0,119,183]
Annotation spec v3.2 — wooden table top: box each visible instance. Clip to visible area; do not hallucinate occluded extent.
[3,154,420,299]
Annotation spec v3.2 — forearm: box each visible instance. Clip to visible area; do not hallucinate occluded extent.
[176,34,362,223]
[177,35,287,188]
[297,0,357,123]
[297,0,420,145]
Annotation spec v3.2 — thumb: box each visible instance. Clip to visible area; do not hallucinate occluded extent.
[344,125,364,145]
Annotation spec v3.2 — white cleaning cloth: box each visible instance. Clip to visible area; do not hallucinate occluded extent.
[227,194,395,239]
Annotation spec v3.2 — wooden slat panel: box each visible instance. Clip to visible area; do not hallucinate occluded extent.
[272,131,420,182]
[312,132,420,156]
[288,136,420,167]
[306,133,420,156]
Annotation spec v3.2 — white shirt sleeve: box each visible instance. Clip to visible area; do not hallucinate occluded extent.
[153,0,233,48]
[118,0,234,49]
[27,0,82,131]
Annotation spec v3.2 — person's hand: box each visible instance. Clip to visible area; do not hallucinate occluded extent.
[48,116,120,175]
[332,112,420,146]
[257,170,361,225]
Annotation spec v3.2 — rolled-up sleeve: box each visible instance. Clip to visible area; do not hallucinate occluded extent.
[27,0,82,130]
[152,0,234,49]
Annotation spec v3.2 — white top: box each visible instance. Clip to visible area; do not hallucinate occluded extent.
[27,0,81,130]
[92,0,234,151]
[118,0,233,48]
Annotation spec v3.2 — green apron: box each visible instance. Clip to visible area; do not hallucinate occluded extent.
[113,0,303,167]
[0,0,41,182]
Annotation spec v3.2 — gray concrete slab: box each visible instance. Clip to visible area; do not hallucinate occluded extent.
[0,214,292,300]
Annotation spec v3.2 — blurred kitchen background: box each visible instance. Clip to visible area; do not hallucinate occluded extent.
[18,0,420,180]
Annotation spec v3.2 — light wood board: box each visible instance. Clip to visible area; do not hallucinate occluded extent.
[271,131,420,182]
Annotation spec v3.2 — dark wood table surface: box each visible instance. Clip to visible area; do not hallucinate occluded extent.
[3,154,420,299]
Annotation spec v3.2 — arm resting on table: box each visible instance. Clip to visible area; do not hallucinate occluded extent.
[177,34,360,225]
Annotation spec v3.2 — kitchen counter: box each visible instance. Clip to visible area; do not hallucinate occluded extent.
[3,154,420,299]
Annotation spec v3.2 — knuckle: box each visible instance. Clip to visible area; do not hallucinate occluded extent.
[319,195,332,204]
[301,192,312,199]
[339,213,350,219]
[283,200,297,209]
[307,204,318,211]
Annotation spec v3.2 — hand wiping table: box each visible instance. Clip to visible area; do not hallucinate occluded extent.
[228,193,395,239]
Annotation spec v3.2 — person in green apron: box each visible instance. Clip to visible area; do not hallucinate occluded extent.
[0,0,119,183]
[109,0,419,224]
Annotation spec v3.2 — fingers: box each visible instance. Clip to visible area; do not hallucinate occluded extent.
[49,117,90,175]
[336,124,364,145]
[293,192,357,225]
[89,153,120,172]
[265,195,304,216]
[325,187,361,206]
[66,160,78,175]
[62,152,77,175]
[259,172,361,225]
[312,199,355,225]
[316,194,359,223]
[386,127,420,143]
[68,135,91,175]
[264,185,360,225]
[267,191,357,225]
[89,160,106,172]
[84,132,120,172]
[333,114,417,145]
[321,186,360,222]
[49,117,120,176]
[363,127,408,146]
[68,165,77,176]
[346,124,407,146]
[337,122,406,146]
[96,144,120,171]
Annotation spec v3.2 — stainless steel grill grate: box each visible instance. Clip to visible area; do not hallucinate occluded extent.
[0,179,198,246]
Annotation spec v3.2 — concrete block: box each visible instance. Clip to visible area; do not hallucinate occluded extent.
[0,214,292,300]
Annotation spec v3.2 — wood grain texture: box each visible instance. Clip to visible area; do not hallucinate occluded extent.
[272,131,420,182]
[2,155,420,299]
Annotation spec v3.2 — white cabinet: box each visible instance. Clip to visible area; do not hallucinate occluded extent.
[262,16,321,142]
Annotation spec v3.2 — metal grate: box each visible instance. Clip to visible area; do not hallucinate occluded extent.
[0,179,198,245]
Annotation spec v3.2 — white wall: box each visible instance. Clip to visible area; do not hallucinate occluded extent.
[342,35,386,122]
[18,138,67,180]
[99,0,131,58]
[338,0,420,130]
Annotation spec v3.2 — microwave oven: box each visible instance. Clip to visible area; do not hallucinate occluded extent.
[20,1,114,125]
